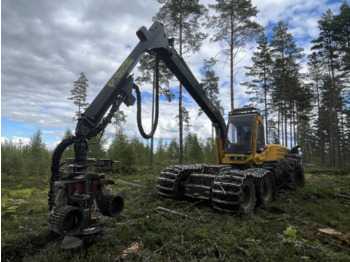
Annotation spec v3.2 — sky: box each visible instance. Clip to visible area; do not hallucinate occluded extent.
[1,0,346,150]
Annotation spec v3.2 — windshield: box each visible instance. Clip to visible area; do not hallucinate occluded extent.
[225,114,255,154]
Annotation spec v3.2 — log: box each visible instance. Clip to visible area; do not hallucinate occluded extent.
[117,179,141,187]
[155,206,207,222]
[336,194,350,200]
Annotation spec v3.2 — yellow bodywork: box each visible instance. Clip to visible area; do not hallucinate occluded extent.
[218,112,290,166]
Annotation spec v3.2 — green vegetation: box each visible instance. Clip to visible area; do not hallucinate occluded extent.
[2,142,350,261]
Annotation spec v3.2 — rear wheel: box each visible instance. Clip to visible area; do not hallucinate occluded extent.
[256,174,274,206]
[294,165,305,188]
[275,157,304,190]
[241,178,256,214]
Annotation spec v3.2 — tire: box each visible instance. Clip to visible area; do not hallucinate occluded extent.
[256,174,274,206]
[275,157,304,190]
[98,194,124,217]
[294,165,305,188]
[240,178,257,214]
[49,206,84,235]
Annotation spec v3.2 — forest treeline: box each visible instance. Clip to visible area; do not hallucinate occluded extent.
[241,2,350,168]
[1,129,218,178]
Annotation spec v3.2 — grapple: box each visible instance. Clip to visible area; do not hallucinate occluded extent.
[49,158,124,250]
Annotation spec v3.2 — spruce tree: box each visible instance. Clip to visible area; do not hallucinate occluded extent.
[167,139,180,163]
[184,132,204,164]
[108,128,135,169]
[28,130,49,176]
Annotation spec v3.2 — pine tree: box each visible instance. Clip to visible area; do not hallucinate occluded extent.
[295,84,314,162]
[68,72,89,120]
[199,57,224,140]
[311,9,344,167]
[136,53,174,102]
[177,106,191,133]
[307,52,326,164]
[208,0,262,111]
[241,33,273,143]
[335,0,350,71]
[270,21,304,147]
[136,52,174,167]
[154,0,208,164]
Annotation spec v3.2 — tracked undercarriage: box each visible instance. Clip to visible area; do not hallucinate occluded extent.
[157,157,304,214]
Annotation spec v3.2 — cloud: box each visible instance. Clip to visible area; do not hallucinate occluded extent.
[1,136,31,147]
[2,0,345,149]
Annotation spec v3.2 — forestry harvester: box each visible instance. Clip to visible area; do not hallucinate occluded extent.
[48,21,304,249]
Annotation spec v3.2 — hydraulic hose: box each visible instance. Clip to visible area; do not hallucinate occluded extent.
[135,53,160,139]
[48,136,75,210]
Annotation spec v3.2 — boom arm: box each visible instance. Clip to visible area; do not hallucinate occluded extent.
[50,21,227,184]
[77,21,226,142]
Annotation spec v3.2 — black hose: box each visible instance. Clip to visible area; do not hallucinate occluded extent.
[135,54,160,139]
[48,136,75,210]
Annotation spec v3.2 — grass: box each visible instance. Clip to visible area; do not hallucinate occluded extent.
[2,165,350,261]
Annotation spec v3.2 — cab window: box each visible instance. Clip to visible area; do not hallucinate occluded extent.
[225,114,254,154]
[256,121,265,151]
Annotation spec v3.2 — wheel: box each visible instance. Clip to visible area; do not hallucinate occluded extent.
[49,206,84,235]
[256,174,274,206]
[294,165,305,188]
[240,178,257,214]
[98,194,124,217]
[275,157,304,190]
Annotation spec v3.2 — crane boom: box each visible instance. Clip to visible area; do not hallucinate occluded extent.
[76,21,226,142]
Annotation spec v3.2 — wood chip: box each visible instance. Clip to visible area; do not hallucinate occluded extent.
[318,228,342,235]
[116,238,143,261]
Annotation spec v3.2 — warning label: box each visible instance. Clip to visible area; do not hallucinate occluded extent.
[108,57,134,87]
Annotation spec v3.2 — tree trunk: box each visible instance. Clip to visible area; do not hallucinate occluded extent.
[150,71,156,167]
[330,51,341,168]
[264,80,268,144]
[278,105,281,144]
[281,104,284,146]
[293,102,296,147]
[179,11,184,165]
[230,11,234,111]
